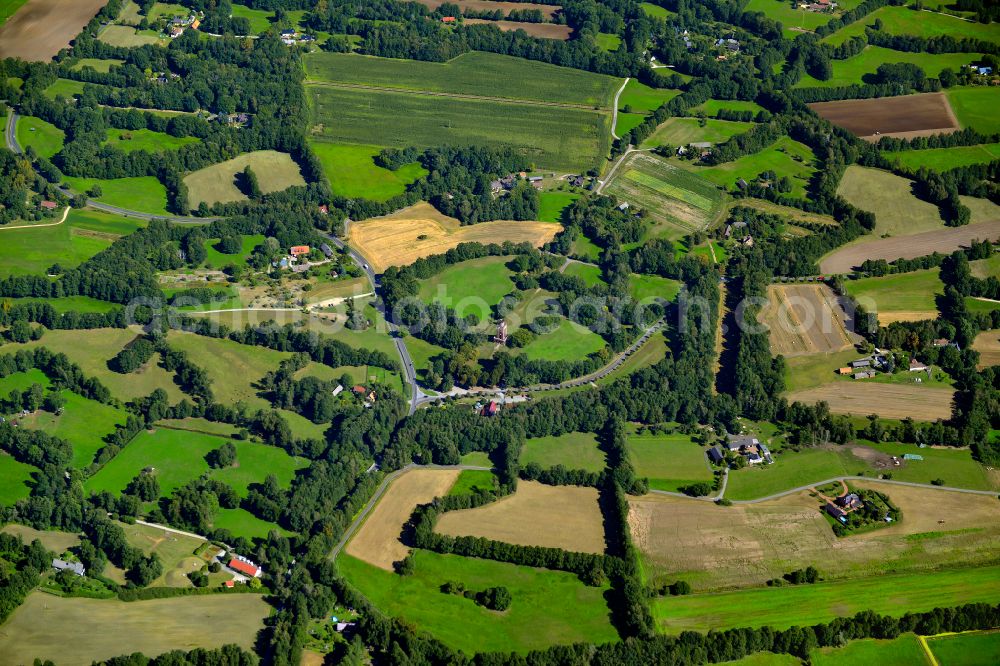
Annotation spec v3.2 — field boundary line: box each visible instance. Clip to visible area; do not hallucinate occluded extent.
[611,77,629,140]
[0,205,70,230]
[918,635,940,666]
[304,80,609,112]
[134,519,211,543]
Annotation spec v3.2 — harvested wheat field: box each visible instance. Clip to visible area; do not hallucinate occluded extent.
[820,218,1000,274]
[348,202,560,272]
[787,382,954,421]
[0,0,107,61]
[463,18,572,39]
[345,468,460,570]
[414,0,560,19]
[974,330,1000,369]
[435,480,606,554]
[762,284,861,357]
[629,482,1000,591]
[809,93,958,140]
[877,311,939,324]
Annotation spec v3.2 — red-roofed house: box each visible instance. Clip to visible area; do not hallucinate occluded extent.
[484,400,499,417]
[353,385,366,394]
[290,245,310,257]
[318,204,329,215]
[224,580,235,588]
[229,558,262,578]
[40,200,58,210]
[441,16,456,22]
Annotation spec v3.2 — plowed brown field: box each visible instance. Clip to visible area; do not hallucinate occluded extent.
[0,0,107,61]
[809,93,958,140]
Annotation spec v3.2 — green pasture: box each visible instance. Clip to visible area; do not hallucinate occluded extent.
[447,470,498,496]
[861,440,996,490]
[0,208,143,277]
[63,176,169,216]
[836,166,944,236]
[183,150,306,209]
[146,2,187,22]
[16,116,64,159]
[202,234,265,269]
[337,551,618,654]
[230,3,274,33]
[947,87,1000,135]
[640,2,671,18]
[104,128,199,153]
[971,253,1000,279]
[71,58,124,73]
[518,318,607,362]
[822,5,1000,45]
[304,51,619,108]
[460,451,492,467]
[724,446,853,500]
[653,565,1000,633]
[692,137,817,198]
[98,24,163,47]
[214,507,290,540]
[309,142,427,202]
[0,454,35,505]
[843,268,942,316]
[691,99,765,117]
[0,0,27,25]
[745,0,863,37]
[629,274,682,303]
[572,233,603,261]
[641,117,753,148]
[596,32,622,51]
[521,432,607,473]
[418,256,514,319]
[616,112,647,135]
[885,143,1000,172]
[85,427,307,498]
[927,630,1000,666]
[797,47,978,88]
[563,262,605,287]
[537,191,580,223]
[811,633,929,666]
[44,79,87,100]
[13,388,128,468]
[626,429,714,492]
[306,85,610,173]
[618,79,681,113]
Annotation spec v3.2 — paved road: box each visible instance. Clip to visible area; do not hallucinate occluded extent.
[610,77,630,140]
[328,463,492,560]
[5,111,217,224]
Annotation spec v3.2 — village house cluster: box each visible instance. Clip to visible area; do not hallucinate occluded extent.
[707,435,775,467]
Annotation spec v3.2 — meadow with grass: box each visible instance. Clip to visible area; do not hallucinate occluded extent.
[103,128,199,153]
[418,255,514,319]
[183,151,306,209]
[517,318,607,362]
[16,115,64,158]
[885,142,1000,172]
[63,176,170,216]
[946,87,1000,135]
[520,432,607,473]
[640,117,753,148]
[822,5,1000,45]
[843,268,943,322]
[626,429,714,492]
[309,142,427,201]
[692,137,817,198]
[797,47,978,88]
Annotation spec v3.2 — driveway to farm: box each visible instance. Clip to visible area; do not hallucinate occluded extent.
[0,204,70,230]
[5,112,216,225]
[610,77,629,140]
[328,463,492,561]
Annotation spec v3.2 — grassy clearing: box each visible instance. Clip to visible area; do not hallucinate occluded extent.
[640,2,671,18]
[518,317,607,361]
[626,429,713,492]
[63,176,169,216]
[927,630,1000,665]
[85,427,307,499]
[44,78,86,100]
[616,112,648,135]
[653,565,1000,633]
[691,99,765,117]
[812,633,929,666]
[71,57,123,72]
[338,551,617,653]
[629,274,682,303]
[725,446,852,500]
[0,591,269,665]
[447,470,498,496]
[98,24,162,47]
[120,521,207,587]
[14,388,128,468]
[641,117,753,148]
[843,268,942,319]
[307,85,609,173]
[0,0,27,25]
[946,87,1000,135]
[885,143,1000,172]
[745,0,862,37]
[572,232,603,261]
[16,115,64,159]
[837,166,944,236]
[5,295,119,313]
[104,128,199,153]
[521,432,606,473]
[418,255,514,319]
[309,143,426,202]
[183,150,306,209]
[861,440,995,490]
[0,524,80,551]
[213,507,290,540]
[618,79,682,113]
[693,137,817,198]
[305,51,618,108]
[595,32,621,51]
[230,3,274,33]
[201,233,264,270]
[822,5,1000,45]
[537,191,580,223]
[798,47,977,88]
[0,453,35,505]
[563,261,605,287]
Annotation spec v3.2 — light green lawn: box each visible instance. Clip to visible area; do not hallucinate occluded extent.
[63,176,169,216]
[518,318,606,362]
[641,117,753,149]
[13,389,128,468]
[563,262,605,287]
[595,33,621,51]
[836,166,943,237]
[418,256,514,320]
[626,429,714,492]
[861,440,997,490]
[202,234,265,270]
[337,551,618,653]
[16,116,64,159]
[5,296,119,313]
[797,47,977,88]
[447,470,498,495]
[213,507,291,540]
[521,432,606,473]
[886,143,1000,173]
[616,112,648,136]
[0,454,34,505]
[692,137,817,198]
[629,274,681,303]
[71,58,124,73]
[104,128,199,153]
[43,79,86,100]
[822,5,1000,45]
[309,143,427,202]
[745,0,865,37]
[843,269,942,317]
[692,99,765,117]
[230,3,273,33]
[618,79,681,113]
[0,0,28,25]
[946,87,1000,135]
[537,191,579,223]
[402,335,449,381]
[812,633,929,666]
[572,233,603,261]
[927,630,1000,666]
[640,2,671,18]
[725,447,853,500]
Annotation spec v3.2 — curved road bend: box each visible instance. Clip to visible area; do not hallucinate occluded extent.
[610,77,630,141]
[6,111,217,224]
[329,463,492,560]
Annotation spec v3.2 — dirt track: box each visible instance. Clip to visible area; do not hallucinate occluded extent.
[0,0,107,61]
[819,219,1000,274]
[809,93,958,139]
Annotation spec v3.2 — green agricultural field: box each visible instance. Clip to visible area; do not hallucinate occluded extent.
[214,506,291,540]
[0,208,143,277]
[797,47,977,88]
[201,234,265,270]
[640,2,671,18]
[146,2,187,22]
[596,32,622,51]
[629,274,681,303]
[13,388,128,468]
[885,143,1000,172]
[44,78,86,100]
[745,0,863,37]
[811,633,929,666]
[518,317,607,362]
[626,429,714,492]
[691,99,765,117]
[16,116,64,158]
[120,521,207,588]
[85,427,307,498]
[724,447,852,500]
[521,432,607,473]
[537,191,580,223]
[337,551,618,653]
[947,87,1000,135]
[98,24,163,47]
[460,451,492,467]
[641,117,753,148]
[0,453,35,505]
[718,654,800,666]
[183,150,306,209]
[71,58,124,72]
[104,128,199,153]
[563,262,605,287]
[418,256,514,322]
[304,51,619,108]
[0,0,27,25]
[861,440,996,490]
[165,331,292,409]
[309,143,427,202]
[843,269,942,319]
[971,253,1000,279]
[230,3,274,33]
[693,137,817,198]
[447,470,498,495]
[822,5,1000,45]
[572,233,603,261]
[618,79,681,113]
[63,176,170,216]
[605,152,725,239]
[307,85,610,173]
[0,329,183,403]
[653,565,1000,633]
[836,166,944,236]
[927,630,1000,666]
